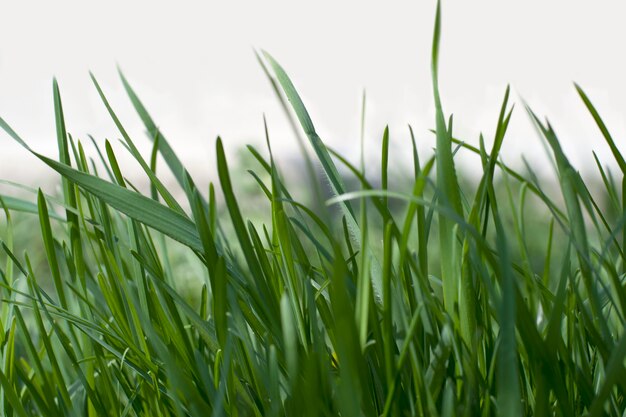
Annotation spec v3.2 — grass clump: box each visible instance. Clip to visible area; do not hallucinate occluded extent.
[1,2,626,416]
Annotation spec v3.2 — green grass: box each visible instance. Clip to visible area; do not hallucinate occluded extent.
[1,2,626,415]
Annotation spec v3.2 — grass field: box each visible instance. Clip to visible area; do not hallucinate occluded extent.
[1,2,626,416]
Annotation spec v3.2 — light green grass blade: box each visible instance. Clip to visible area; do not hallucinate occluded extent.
[0,195,63,219]
[261,51,359,236]
[255,51,323,208]
[526,107,610,341]
[2,119,203,254]
[90,74,185,215]
[574,84,626,175]
[432,0,464,325]
[119,69,195,196]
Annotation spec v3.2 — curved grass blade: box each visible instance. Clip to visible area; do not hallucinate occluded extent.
[574,84,626,174]
[90,74,185,215]
[431,0,464,322]
[118,69,195,196]
[0,195,63,220]
[261,51,359,236]
[0,119,203,252]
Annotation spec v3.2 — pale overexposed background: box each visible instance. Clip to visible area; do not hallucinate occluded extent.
[1,0,626,190]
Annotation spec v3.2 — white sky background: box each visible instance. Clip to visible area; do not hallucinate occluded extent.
[1,0,626,190]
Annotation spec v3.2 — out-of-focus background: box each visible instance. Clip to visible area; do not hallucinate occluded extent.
[2,0,626,189]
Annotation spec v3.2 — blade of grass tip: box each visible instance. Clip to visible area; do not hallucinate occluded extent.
[409,125,429,279]
[70,134,87,172]
[487,85,512,180]
[526,107,610,341]
[398,154,435,304]
[53,79,79,217]
[261,51,360,238]
[118,68,204,203]
[209,183,217,234]
[3,119,208,256]
[0,180,75,208]
[260,54,389,301]
[90,73,185,215]
[431,0,463,216]
[592,152,620,212]
[149,133,176,279]
[89,135,116,182]
[574,84,626,174]
[447,136,568,221]
[575,83,626,256]
[58,155,203,250]
[216,137,280,331]
[264,118,310,348]
[255,51,323,209]
[149,133,161,200]
[478,87,514,239]
[431,0,463,320]
[105,140,127,187]
[216,136,263,280]
[408,124,420,179]
[381,126,390,214]
[189,196,219,276]
[53,81,89,295]
[37,189,69,310]
[462,86,512,347]
[186,175,219,273]
[0,195,63,219]
[250,135,344,267]
[1,243,27,279]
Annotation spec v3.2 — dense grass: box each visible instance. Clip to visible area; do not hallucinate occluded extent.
[2,3,626,416]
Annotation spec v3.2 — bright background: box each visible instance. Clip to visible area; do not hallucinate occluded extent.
[1,0,626,185]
